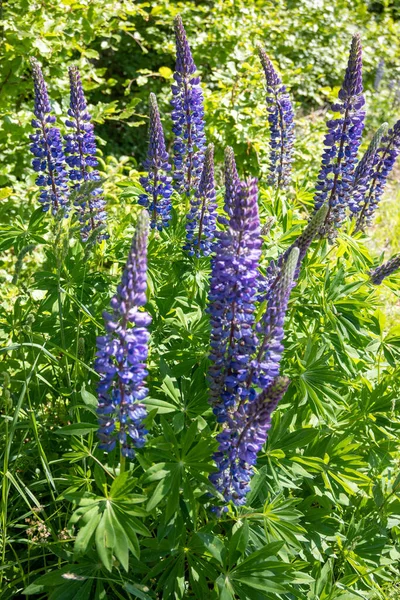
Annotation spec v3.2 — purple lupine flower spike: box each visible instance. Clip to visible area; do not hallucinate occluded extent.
[208,177,262,423]
[29,58,69,215]
[210,376,289,506]
[348,123,388,216]
[314,34,365,237]
[64,66,107,242]
[184,143,217,257]
[258,46,295,189]
[139,93,173,230]
[355,120,400,231]
[95,211,151,459]
[370,253,400,285]
[171,15,206,196]
[210,248,298,506]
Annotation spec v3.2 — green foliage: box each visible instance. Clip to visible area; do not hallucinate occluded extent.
[1,0,400,599]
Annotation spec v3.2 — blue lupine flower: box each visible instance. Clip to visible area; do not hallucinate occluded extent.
[209,377,289,505]
[208,177,262,423]
[139,93,173,230]
[355,119,400,231]
[184,143,217,257]
[29,58,69,215]
[171,15,206,196]
[95,211,151,459]
[370,253,400,284]
[258,47,295,189]
[64,66,107,241]
[348,123,388,216]
[314,34,365,236]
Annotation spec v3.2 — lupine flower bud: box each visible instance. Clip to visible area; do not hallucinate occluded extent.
[258,47,295,189]
[171,15,206,196]
[184,144,217,257]
[258,204,328,301]
[95,211,151,459]
[355,120,400,231]
[314,34,365,236]
[374,59,385,91]
[64,66,107,241]
[29,58,69,215]
[223,146,240,217]
[370,253,400,285]
[208,177,262,423]
[250,247,299,391]
[139,93,173,230]
[348,123,388,216]
[209,376,289,506]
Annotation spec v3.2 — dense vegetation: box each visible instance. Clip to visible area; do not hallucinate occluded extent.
[1,1,400,599]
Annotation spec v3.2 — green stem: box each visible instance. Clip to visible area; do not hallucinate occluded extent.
[120,452,126,475]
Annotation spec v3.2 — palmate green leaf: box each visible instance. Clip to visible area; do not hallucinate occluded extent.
[69,473,149,571]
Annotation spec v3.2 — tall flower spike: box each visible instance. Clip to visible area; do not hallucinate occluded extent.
[184,143,217,257]
[171,15,206,196]
[348,123,388,216]
[355,120,400,231]
[210,248,298,507]
[208,178,262,423]
[258,47,295,189]
[29,58,69,215]
[139,93,173,230]
[95,211,151,459]
[370,253,400,285]
[210,377,290,505]
[64,66,107,241]
[314,34,365,236]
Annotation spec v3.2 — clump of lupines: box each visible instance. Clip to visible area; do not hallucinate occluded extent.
[370,253,400,284]
[208,177,262,423]
[348,123,388,216]
[184,144,217,257]
[258,46,295,189]
[139,93,173,230]
[64,66,107,241]
[95,211,151,458]
[355,120,400,231]
[29,58,69,215]
[171,15,206,196]
[314,34,365,236]
[210,249,298,505]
